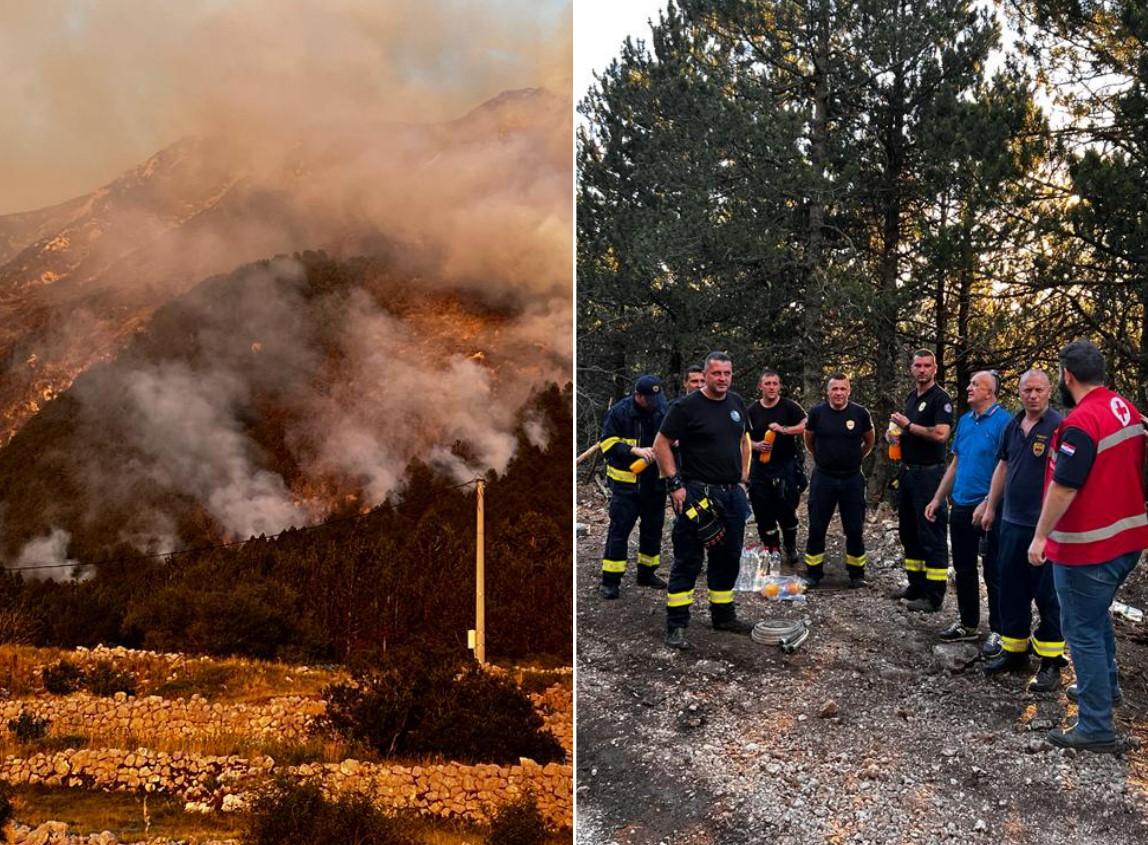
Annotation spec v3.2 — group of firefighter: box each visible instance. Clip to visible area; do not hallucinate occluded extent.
[596,340,1145,752]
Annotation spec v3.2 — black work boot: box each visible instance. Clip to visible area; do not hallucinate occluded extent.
[636,569,667,589]
[665,627,691,650]
[905,598,940,613]
[784,546,800,567]
[983,651,1029,675]
[713,616,755,635]
[1028,657,1065,693]
[599,583,620,600]
[1047,728,1125,754]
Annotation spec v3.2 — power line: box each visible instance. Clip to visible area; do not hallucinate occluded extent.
[3,477,484,575]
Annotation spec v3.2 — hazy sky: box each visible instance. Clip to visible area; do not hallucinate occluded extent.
[0,0,571,214]
[575,0,665,105]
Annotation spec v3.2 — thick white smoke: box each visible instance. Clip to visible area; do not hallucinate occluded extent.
[13,528,82,582]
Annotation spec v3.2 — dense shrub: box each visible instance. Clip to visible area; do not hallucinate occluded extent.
[320,650,564,765]
[7,711,50,742]
[82,660,137,697]
[242,778,417,845]
[487,792,548,845]
[413,667,565,765]
[41,659,85,694]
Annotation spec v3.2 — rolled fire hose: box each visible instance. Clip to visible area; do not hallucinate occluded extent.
[751,618,810,653]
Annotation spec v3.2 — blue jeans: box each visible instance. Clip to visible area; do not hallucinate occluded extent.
[1053,551,1140,738]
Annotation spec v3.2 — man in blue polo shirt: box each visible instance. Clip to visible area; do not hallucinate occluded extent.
[925,371,1011,649]
[973,369,1065,691]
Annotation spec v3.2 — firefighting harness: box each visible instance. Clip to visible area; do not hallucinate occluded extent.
[682,495,725,547]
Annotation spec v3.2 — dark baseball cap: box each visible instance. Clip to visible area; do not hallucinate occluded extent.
[634,375,663,396]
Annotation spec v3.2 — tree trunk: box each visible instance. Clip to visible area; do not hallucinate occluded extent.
[802,2,832,405]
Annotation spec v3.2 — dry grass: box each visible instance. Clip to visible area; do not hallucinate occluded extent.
[0,645,343,703]
[8,787,570,844]
[0,729,360,765]
[8,786,241,842]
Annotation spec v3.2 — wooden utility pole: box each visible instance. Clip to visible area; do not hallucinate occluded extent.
[474,478,486,664]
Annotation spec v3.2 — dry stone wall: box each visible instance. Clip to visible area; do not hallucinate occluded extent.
[1,693,323,744]
[0,747,572,828]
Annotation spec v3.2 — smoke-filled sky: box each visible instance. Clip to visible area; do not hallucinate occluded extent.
[0,0,571,214]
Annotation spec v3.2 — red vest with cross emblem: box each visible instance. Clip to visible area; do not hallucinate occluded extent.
[1045,387,1148,564]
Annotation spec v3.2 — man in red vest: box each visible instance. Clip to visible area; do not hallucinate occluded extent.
[1028,340,1148,753]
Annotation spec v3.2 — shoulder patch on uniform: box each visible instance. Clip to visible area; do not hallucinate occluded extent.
[1110,396,1131,426]
[1059,442,1076,457]
[944,403,953,413]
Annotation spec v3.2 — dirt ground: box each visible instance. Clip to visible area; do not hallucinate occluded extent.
[575,482,1148,845]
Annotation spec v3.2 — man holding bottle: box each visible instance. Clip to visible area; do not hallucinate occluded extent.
[597,375,669,599]
[747,369,807,567]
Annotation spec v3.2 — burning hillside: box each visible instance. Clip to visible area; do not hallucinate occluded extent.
[0,86,571,447]
[0,250,569,565]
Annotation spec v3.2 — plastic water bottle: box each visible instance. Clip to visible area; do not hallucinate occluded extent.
[768,548,782,577]
[1111,601,1144,624]
[752,549,769,592]
[736,546,759,591]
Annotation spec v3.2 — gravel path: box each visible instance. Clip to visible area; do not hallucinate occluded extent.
[576,484,1148,844]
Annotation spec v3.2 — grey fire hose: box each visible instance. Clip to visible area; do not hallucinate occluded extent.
[751,618,810,653]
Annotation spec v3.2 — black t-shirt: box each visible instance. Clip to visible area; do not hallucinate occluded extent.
[1051,426,1098,490]
[660,390,749,484]
[748,397,806,479]
[901,384,954,465]
[806,401,872,477]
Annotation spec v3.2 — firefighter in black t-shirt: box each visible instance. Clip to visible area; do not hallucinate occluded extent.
[653,352,754,650]
[747,369,807,565]
[803,373,875,587]
[888,350,954,611]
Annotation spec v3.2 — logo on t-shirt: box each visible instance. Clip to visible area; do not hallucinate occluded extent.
[918,401,926,412]
[944,403,953,414]
[730,410,742,423]
[1033,440,1046,457]
[1110,397,1132,426]
[846,419,856,430]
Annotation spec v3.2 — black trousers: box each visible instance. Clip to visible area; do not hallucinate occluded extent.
[950,503,1000,631]
[898,465,949,606]
[804,470,867,579]
[666,482,749,628]
[601,480,666,585]
[997,520,1064,657]
[748,464,800,550]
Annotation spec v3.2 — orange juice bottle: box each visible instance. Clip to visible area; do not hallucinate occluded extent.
[888,423,902,461]
[759,430,776,464]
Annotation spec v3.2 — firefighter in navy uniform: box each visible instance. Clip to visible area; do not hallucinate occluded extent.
[803,373,875,587]
[889,350,954,612]
[747,369,807,566]
[974,369,1065,691]
[654,352,754,650]
[598,375,668,599]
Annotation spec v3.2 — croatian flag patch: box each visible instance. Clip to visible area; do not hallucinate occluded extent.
[1059,442,1077,457]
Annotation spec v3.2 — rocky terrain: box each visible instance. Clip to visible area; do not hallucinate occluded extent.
[576,482,1148,845]
[1,646,571,843]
